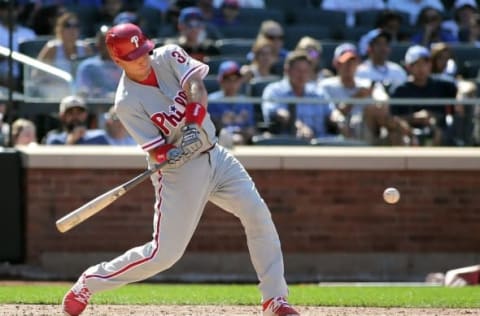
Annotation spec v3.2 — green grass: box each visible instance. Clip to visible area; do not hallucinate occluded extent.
[0,284,479,308]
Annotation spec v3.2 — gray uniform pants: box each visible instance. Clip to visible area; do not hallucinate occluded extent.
[81,145,288,301]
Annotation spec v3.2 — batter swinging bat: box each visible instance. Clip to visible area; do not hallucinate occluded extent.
[56,161,167,233]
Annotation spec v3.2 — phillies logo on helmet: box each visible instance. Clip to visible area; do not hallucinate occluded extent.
[130,35,139,48]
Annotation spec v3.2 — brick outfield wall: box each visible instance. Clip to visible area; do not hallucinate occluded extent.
[26,167,480,265]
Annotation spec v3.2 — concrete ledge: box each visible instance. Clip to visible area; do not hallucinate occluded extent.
[18,145,480,170]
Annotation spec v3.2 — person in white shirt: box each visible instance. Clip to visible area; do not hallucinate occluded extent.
[356,29,408,89]
[319,43,398,144]
[386,0,444,25]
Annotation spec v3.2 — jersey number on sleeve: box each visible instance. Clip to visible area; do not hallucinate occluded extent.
[171,50,187,64]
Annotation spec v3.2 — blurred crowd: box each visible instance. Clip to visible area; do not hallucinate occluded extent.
[1,0,480,147]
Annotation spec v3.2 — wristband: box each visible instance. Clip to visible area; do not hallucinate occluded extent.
[185,102,206,126]
[153,143,176,163]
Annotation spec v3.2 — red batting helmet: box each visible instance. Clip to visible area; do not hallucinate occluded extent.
[105,23,154,61]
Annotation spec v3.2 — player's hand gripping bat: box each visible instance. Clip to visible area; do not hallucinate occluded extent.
[55,161,167,233]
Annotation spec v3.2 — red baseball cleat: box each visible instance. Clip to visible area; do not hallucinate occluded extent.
[262,296,300,316]
[62,275,91,316]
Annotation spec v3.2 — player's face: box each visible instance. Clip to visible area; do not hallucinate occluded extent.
[116,54,152,81]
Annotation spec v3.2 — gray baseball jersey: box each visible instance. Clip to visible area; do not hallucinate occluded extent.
[78,44,288,303]
[115,44,217,162]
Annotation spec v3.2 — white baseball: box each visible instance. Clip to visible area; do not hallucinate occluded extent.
[383,187,400,204]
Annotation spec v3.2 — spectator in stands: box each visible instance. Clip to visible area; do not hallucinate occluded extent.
[44,95,110,145]
[389,45,458,146]
[213,0,265,8]
[429,44,472,146]
[191,1,223,39]
[11,118,38,147]
[30,4,66,36]
[464,13,480,46]
[96,0,126,28]
[209,60,257,147]
[143,0,170,15]
[262,51,337,139]
[387,0,445,26]
[0,1,36,91]
[103,105,136,145]
[75,25,122,99]
[240,36,279,83]
[113,11,139,26]
[454,80,476,146]
[356,29,408,89]
[444,0,478,41]
[429,42,457,83]
[35,11,93,98]
[294,36,333,83]
[358,10,406,57]
[197,0,216,21]
[252,20,288,76]
[212,0,241,27]
[319,43,394,144]
[411,7,458,46]
[164,6,220,62]
[321,0,385,27]
[37,11,93,71]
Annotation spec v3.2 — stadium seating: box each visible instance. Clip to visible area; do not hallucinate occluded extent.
[18,36,53,58]
[451,45,480,72]
[461,60,480,79]
[218,25,260,39]
[236,8,285,27]
[289,9,347,28]
[264,0,315,11]
[206,55,249,75]
[284,25,332,50]
[203,75,220,94]
[215,38,254,57]
[354,10,384,28]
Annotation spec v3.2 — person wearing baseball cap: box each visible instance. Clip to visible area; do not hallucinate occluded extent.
[63,22,300,316]
[209,60,256,146]
[356,28,407,88]
[212,0,241,27]
[404,45,431,66]
[163,6,220,62]
[105,23,155,63]
[320,43,385,144]
[389,45,458,146]
[332,43,359,66]
[44,95,110,145]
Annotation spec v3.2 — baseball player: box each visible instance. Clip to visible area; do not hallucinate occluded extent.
[62,23,299,316]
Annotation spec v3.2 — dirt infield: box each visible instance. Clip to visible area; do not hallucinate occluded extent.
[1,304,478,315]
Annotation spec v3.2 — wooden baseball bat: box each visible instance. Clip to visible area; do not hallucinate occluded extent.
[56,162,166,233]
